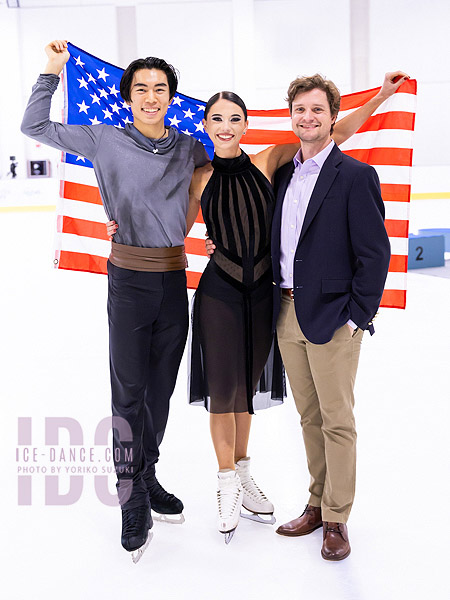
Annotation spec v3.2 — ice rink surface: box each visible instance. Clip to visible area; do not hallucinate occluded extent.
[1,183,449,600]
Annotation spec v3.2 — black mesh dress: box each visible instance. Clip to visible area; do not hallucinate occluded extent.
[189,151,285,414]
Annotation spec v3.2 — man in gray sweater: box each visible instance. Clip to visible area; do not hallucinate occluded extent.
[21,39,208,561]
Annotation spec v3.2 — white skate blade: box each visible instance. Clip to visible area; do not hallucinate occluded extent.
[131,531,153,564]
[223,529,236,544]
[240,508,276,525]
[152,511,185,525]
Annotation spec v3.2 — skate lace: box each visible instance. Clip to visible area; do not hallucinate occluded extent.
[217,486,242,519]
[240,475,268,501]
[122,506,148,536]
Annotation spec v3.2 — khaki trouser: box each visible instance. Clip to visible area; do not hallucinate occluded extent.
[277,295,363,523]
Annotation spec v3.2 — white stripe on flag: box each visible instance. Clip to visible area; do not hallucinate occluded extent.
[247,116,291,131]
[390,237,408,256]
[339,129,415,151]
[337,92,417,120]
[63,162,99,187]
[186,253,209,272]
[384,201,410,221]
[59,197,107,222]
[372,165,412,185]
[57,232,111,257]
[189,222,208,239]
[385,271,407,290]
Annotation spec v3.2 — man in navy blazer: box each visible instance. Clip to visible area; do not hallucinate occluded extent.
[272,74,390,561]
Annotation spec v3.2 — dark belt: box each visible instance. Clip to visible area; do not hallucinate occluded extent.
[281,288,294,300]
[109,242,186,272]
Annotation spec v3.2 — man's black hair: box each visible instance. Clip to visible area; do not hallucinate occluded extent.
[120,57,179,102]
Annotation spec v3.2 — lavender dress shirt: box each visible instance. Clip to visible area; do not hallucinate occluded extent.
[279,140,357,331]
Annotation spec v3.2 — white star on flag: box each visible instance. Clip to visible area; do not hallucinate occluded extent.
[77,77,88,90]
[89,116,102,125]
[74,56,85,68]
[102,108,113,120]
[172,96,183,107]
[90,93,100,105]
[121,101,131,110]
[98,88,109,99]
[77,100,90,114]
[123,116,133,124]
[87,73,96,83]
[196,104,205,112]
[168,115,181,127]
[181,128,193,136]
[108,84,119,97]
[96,68,110,81]
[183,108,195,120]
[110,102,121,114]
[195,121,205,133]
[75,155,86,162]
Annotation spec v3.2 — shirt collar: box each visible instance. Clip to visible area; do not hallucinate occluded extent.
[293,139,335,169]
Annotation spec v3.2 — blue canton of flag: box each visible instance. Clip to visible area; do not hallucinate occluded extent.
[64,42,214,165]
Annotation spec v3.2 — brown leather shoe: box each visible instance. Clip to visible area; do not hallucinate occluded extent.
[321,522,351,561]
[276,505,322,537]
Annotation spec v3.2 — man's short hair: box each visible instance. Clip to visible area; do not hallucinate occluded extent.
[286,73,341,121]
[120,57,179,102]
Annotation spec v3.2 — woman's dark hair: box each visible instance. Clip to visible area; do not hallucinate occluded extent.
[204,91,248,120]
[120,57,179,102]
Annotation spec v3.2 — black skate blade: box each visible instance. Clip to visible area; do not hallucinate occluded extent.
[152,511,185,525]
[240,507,276,525]
[131,531,153,564]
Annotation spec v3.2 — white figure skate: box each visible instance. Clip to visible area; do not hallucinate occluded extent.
[236,457,276,525]
[217,470,243,544]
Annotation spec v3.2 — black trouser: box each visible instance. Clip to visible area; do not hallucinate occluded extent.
[107,262,188,510]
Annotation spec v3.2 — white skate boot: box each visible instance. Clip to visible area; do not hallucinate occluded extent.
[217,470,243,544]
[235,457,275,525]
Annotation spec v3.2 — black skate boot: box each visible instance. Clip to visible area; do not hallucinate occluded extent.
[147,475,185,524]
[121,505,153,563]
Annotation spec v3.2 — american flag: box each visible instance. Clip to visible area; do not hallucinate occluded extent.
[56,42,416,309]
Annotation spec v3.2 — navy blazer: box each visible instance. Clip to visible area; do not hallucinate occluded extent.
[271,144,391,344]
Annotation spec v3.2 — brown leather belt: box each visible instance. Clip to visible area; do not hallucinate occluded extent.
[109,242,187,272]
[281,288,294,300]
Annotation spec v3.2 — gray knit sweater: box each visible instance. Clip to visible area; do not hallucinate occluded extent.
[21,74,209,248]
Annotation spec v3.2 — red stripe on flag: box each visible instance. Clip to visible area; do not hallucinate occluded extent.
[187,271,201,289]
[62,216,109,240]
[380,289,406,309]
[380,184,411,202]
[342,147,413,166]
[340,79,417,110]
[58,250,107,274]
[357,112,415,133]
[245,130,298,145]
[389,255,408,272]
[385,219,409,238]
[195,211,204,224]
[247,108,290,117]
[62,181,102,205]
[185,237,207,255]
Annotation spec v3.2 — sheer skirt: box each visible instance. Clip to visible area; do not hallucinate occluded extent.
[188,261,285,414]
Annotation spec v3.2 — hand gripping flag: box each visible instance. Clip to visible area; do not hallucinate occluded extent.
[56,42,416,309]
